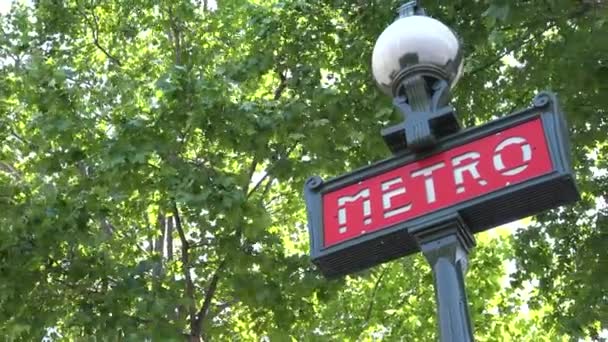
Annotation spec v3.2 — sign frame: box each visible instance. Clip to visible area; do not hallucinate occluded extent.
[304,92,579,278]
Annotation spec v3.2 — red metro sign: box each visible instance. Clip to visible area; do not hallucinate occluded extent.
[323,119,551,247]
[304,93,579,277]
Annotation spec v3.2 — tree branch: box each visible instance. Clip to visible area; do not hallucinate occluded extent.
[469,4,593,76]
[166,5,183,66]
[260,176,275,199]
[244,70,289,198]
[468,27,544,76]
[192,260,227,337]
[263,192,282,211]
[79,8,122,66]
[167,216,174,261]
[363,266,389,323]
[246,143,297,199]
[246,171,270,199]
[172,201,196,329]
[211,298,239,318]
[244,158,259,195]
[153,211,166,278]
[8,128,33,148]
[273,70,287,100]
[155,212,166,255]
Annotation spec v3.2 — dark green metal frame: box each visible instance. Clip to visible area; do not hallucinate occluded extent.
[304,92,579,278]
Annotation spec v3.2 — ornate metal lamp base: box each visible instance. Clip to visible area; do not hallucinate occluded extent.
[382,73,461,154]
[411,214,475,342]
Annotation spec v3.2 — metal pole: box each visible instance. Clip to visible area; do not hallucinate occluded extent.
[413,216,475,342]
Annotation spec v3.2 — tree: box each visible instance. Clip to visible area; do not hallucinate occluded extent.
[0,0,605,340]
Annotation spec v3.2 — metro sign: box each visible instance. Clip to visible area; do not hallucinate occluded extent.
[323,118,551,247]
[304,93,579,277]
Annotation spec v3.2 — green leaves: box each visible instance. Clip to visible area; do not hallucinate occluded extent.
[482,3,510,28]
[0,0,606,340]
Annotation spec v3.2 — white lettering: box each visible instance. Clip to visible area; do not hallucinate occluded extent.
[493,136,532,176]
[411,162,446,203]
[452,152,488,194]
[381,177,412,218]
[338,189,371,234]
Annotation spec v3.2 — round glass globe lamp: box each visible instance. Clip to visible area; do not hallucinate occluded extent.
[372,15,464,96]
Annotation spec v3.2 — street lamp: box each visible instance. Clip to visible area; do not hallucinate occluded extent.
[372,3,475,340]
[372,1,463,153]
[303,2,578,342]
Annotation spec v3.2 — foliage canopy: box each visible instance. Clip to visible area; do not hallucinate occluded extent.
[0,0,606,340]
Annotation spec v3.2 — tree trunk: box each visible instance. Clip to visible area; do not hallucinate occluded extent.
[166,216,174,261]
[154,212,165,277]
